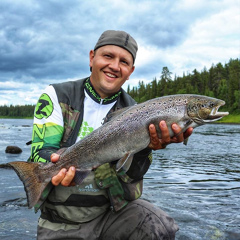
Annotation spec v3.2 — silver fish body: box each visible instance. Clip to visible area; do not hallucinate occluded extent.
[57,94,228,171]
[0,94,228,208]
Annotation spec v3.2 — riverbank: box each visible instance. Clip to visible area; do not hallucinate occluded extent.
[217,114,240,124]
[1,114,239,123]
[0,116,33,119]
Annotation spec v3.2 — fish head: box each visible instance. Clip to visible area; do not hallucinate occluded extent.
[187,96,229,124]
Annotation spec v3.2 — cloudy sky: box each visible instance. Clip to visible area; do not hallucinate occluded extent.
[0,0,239,105]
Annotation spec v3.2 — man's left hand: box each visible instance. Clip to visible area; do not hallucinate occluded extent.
[148,120,193,150]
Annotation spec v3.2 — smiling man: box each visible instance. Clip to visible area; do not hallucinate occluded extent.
[89,44,135,98]
[29,30,192,240]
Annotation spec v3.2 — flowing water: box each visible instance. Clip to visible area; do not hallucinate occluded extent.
[0,119,239,240]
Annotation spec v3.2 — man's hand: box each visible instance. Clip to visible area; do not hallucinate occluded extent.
[148,120,193,150]
[51,153,76,186]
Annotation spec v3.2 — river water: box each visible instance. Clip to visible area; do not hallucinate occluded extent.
[0,119,239,240]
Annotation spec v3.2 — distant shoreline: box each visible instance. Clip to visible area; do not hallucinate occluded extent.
[216,114,240,124]
[212,122,240,125]
[0,116,33,119]
[1,114,239,124]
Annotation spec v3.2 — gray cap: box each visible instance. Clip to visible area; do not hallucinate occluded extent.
[94,30,138,63]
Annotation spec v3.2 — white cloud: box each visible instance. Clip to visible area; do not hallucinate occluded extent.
[159,2,240,76]
[0,0,239,105]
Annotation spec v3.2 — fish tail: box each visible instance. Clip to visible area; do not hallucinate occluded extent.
[0,161,50,209]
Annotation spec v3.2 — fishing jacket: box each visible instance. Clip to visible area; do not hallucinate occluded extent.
[29,77,152,224]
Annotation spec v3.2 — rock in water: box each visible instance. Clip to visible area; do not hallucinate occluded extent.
[5,146,22,154]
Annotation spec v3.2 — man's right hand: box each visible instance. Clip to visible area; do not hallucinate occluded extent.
[50,153,76,186]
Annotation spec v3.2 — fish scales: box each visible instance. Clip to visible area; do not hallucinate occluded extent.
[0,94,228,208]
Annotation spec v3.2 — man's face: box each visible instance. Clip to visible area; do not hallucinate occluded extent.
[89,45,135,98]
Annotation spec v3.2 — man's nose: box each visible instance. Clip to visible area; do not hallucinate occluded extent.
[109,59,120,72]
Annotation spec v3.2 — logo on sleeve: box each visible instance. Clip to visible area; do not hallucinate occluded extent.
[34,93,53,119]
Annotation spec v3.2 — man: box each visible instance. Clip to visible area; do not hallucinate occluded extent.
[30,30,192,240]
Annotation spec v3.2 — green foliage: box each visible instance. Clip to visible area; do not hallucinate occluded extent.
[1,58,239,118]
[127,59,240,113]
[217,114,240,123]
[0,104,35,118]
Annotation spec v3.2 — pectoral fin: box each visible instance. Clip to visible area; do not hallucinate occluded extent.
[174,118,193,145]
[116,153,134,173]
[183,137,189,145]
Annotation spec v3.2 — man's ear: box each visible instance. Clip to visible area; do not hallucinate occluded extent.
[89,50,94,68]
[126,65,135,80]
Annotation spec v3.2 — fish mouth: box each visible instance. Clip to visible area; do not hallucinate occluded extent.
[205,101,229,122]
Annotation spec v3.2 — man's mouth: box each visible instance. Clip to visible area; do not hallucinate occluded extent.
[105,72,117,78]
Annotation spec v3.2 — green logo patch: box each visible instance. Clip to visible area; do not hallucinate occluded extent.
[78,121,94,139]
[34,93,53,119]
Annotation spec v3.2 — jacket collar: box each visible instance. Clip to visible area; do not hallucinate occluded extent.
[84,78,122,105]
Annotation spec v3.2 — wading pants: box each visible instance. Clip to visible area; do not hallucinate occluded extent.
[37,199,179,240]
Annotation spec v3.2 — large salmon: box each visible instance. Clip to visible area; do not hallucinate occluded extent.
[0,94,228,208]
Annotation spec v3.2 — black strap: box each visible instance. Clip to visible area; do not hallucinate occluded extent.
[46,194,109,207]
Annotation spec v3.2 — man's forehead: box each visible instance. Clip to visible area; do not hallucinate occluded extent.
[96,45,133,60]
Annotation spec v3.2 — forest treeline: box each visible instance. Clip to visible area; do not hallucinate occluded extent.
[0,58,239,118]
[127,58,240,113]
[0,104,35,118]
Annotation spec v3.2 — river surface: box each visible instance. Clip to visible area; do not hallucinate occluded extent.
[0,119,239,240]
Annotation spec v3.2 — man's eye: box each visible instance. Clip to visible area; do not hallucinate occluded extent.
[121,60,129,65]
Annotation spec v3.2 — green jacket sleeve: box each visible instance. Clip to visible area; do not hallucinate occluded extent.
[28,86,64,163]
